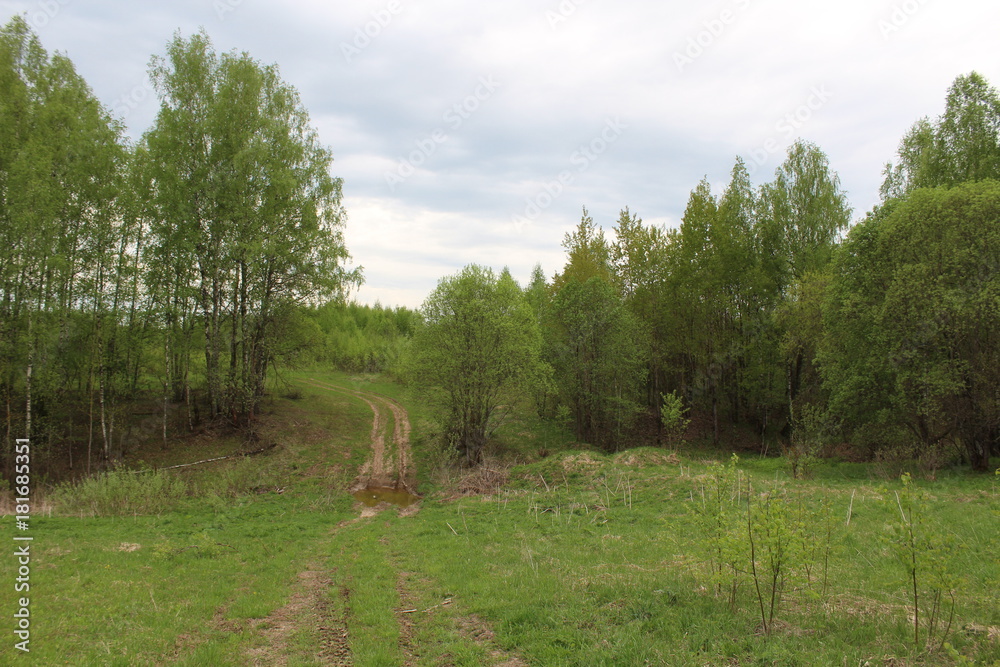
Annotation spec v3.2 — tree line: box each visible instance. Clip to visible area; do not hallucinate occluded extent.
[3,13,997,480]
[0,18,358,478]
[410,72,1000,472]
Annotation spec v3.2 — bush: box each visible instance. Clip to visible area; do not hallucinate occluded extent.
[52,467,188,516]
[660,390,691,448]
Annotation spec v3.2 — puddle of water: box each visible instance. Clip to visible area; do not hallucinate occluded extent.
[352,486,420,508]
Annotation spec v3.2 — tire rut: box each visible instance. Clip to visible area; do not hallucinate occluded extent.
[301,378,416,493]
[240,568,351,666]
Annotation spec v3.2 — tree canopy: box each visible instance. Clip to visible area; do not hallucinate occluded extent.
[0,19,358,478]
[822,181,1000,470]
[408,265,545,463]
[2,17,998,479]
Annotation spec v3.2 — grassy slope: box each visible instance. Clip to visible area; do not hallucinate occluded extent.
[2,370,999,665]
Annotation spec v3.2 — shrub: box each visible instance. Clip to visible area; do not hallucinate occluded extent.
[52,467,188,516]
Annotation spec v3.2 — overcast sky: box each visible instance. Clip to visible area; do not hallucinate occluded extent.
[4,0,998,308]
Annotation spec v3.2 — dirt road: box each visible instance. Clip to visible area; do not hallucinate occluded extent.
[241,378,527,666]
[301,378,415,493]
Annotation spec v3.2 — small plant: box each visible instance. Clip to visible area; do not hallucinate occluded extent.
[659,390,691,448]
[800,495,838,598]
[695,454,746,611]
[783,403,830,479]
[883,473,963,652]
[52,467,188,516]
[746,484,804,635]
[190,455,286,500]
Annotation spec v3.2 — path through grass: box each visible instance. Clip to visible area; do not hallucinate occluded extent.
[3,371,998,665]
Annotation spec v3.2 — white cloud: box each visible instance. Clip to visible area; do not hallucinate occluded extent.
[5,0,1000,307]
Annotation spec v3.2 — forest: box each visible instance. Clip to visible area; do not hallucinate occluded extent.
[2,12,999,487]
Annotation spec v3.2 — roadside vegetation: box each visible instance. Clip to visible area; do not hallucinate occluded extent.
[2,372,997,665]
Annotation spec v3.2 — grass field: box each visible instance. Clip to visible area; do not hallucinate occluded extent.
[2,370,999,665]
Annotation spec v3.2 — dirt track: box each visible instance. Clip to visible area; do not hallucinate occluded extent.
[243,378,526,666]
[301,378,415,493]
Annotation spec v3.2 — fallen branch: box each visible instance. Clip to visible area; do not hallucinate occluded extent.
[421,598,453,613]
[147,455,230,471]
[125,443,278,474]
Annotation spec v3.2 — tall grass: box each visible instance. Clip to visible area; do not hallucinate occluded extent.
[49,455,289,517]
[50,467,188,516]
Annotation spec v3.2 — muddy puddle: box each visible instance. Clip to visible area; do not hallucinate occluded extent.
[352,486,420,508]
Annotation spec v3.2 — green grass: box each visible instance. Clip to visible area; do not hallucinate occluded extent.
[4,496,348,664]
[3,370,999,665]
[385,452,999,665]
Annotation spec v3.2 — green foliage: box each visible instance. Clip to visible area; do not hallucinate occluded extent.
[882,473,964,651]
[759,141,852,286]
[51,467,188,516]
[659,390,691,447]
[548,211,647,452]
[407,265,546,463]
[0,20,362,479]
[5,382,1000,664]
[143,29,360,424]
[300,300,417,375]
[0,15,133,461]
[822,180,1000,470]
[784,402,832,479]
[649,146,849,449]
[8,18,1000,504]
[690,454,842,633]
[747,485,806,635]
[695,454,747,610]
[548,275,645,450]
[552,206,612,289]
[883,72,1000,198]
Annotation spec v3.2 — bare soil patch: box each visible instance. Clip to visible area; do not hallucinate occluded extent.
[394,570,418,666]
[455,614,527,666]
[301,378,417,497]
[240,568,351,666]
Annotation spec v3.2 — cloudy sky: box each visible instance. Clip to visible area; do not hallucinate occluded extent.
[4,0,998,307]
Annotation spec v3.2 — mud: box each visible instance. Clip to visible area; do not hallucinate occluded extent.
[351,485,420,508]
[301,378,419,505]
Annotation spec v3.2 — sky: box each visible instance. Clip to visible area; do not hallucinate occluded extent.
[3,0,999,308]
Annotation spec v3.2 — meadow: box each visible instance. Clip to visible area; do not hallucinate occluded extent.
[2,371,998,666]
